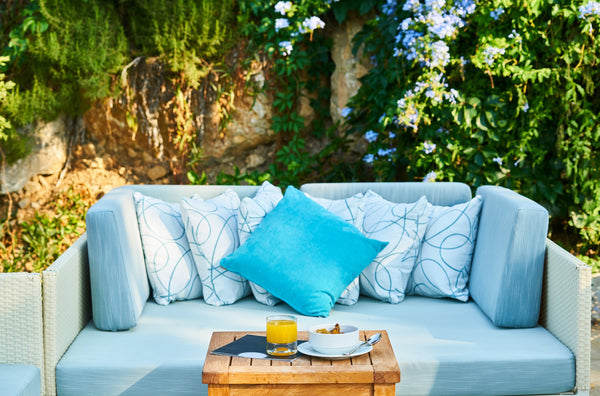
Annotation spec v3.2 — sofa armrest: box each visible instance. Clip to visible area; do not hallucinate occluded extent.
[0,272,44,393]
[540,238,591,393]
[42,234,91,396]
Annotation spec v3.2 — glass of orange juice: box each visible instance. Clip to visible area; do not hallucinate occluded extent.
[266,315,297,356]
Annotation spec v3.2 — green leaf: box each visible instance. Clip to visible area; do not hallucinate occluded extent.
[474,152,484,167]
[476,114,489,131]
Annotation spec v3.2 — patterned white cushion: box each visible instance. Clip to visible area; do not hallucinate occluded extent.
[238,181,283,306]
[308,193,365,305]
[360,191,430,303]
[181,190,250,306]
[408,196,483,301]
[133,192,202,305]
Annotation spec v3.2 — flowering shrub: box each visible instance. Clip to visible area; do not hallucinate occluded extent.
[345,0,600,255]
[238,0,337,186]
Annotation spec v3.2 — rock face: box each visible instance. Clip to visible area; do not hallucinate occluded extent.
[330,14,371,125]
[1,115,72,193]
[82,56,278,183]
[2,15,370,191]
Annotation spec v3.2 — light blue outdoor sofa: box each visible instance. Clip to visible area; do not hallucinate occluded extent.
[37,182,591,396]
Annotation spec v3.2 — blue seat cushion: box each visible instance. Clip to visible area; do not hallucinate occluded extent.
[56,297,574,396]
[469,186,549,328]
[0,364,40,396]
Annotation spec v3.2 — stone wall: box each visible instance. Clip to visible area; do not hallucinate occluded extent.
[0,16,369,192]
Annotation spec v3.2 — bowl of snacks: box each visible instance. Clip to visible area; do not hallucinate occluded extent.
[308,323,359,355]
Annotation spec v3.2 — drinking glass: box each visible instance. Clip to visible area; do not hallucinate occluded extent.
[266,314,297,356]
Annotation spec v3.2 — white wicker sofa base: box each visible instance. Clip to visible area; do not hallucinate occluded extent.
[35,182,591,396]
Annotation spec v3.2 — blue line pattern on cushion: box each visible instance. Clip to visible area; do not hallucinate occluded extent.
[181,190,250,306]
[133,192,202,305]
[307,192,365,305]
[360,191,430,303]
[408,196,483,301]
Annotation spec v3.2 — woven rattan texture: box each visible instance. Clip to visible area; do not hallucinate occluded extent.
[0,272,45,393]
[43,234,92,396]
[540,239,592,392]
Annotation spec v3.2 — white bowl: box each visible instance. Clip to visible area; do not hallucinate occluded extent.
[308,324,359,355]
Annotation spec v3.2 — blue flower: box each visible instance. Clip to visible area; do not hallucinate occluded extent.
[508,29,521,41]
[301,16,325,32]
[407,110,419,127]
[523,102,529,112]
[423,141,436,154]
[492,156,503,165]
[274,1,292,15]
[427,40,450,68]
[423,171,437,183]
[483,46,506,65]
[428,11,460,39]
[455,0,476,16]
[400,18,412,31]
[365,130,379,143]
[275,18,289,31]
[382,0,397,15]
[490,7,505,20]
[444,88,459,104]
[378,147,397,157]
[279,41,293,56]
[402,0,422,13]
[363,154,375,164]
[579,1,600,18]
[389,132,396,138]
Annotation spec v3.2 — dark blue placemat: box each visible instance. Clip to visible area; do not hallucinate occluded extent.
[210,335,307,362]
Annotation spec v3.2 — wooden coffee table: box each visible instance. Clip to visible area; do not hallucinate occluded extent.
[202,330,400,395]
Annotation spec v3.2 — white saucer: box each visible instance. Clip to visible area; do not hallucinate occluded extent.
[297,342,372,360]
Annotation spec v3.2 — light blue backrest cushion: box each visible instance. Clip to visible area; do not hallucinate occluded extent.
[300,182,472,207]
[86,185,260,331]
[221,186,387,317]
[86,187,150,331]
[469,186,549,328]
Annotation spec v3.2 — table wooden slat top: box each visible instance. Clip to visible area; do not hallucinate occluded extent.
[202,330,400,396]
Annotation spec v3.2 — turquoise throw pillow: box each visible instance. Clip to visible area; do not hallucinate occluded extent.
[221,186,387,317]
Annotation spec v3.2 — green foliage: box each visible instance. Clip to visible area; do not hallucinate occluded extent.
[0,57,15,139]
[0,188,89,273]
[331,0,378,24]
[0,0,128,130]
[0,0,237,166]
[2,2,48,67]
[236,0,346,187]
[0,56,30,165]
[215,165,272,186]
[346,0,600,256]
[126,0,236,87]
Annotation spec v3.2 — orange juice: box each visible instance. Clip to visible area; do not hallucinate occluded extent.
[267,319,297,343]
[266,315,297,356]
